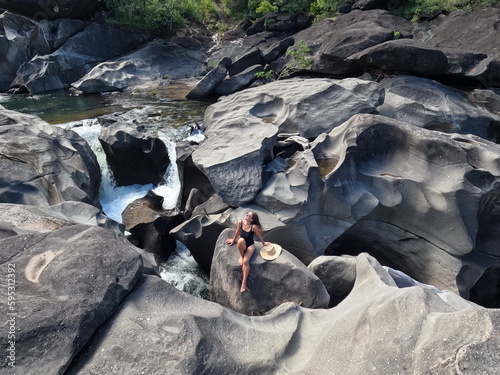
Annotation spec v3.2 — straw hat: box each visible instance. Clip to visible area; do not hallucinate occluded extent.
[260,243,282,261]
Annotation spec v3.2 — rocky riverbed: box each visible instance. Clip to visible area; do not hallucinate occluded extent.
[1,0,500,374]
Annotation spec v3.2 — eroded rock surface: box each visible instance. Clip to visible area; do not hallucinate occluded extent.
[0,224,143,374]
[0,107,101,206]
[66,254,500,374]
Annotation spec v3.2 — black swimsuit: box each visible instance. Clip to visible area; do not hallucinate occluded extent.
[240,226,255,247]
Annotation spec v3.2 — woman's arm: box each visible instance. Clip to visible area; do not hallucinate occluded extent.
[253,225,270,246]
[226,220,242,245]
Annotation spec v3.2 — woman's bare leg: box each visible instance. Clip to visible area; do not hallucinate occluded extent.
[240,244,256,293]
[237,238,246,265]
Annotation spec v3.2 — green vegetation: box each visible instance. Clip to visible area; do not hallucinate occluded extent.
[98,0,219,31]
[254,40,312,84]
[278,40,313,79]
[255,69,275,83]
[99,0,498,32]
[392,0,499,21]
[256,1,278,15]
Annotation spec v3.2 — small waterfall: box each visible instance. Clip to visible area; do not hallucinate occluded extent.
[67,117,209,298]
[153,134,181,210]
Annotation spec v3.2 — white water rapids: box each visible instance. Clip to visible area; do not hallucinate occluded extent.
[63,116,209,299]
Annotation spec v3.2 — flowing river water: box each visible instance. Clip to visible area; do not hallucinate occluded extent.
[0,82,211,299]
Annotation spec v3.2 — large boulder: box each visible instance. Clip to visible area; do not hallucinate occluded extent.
[0,107,101,207]
[0,0,102,20]
[99,122,170,187]
[0,224,143,374]
[0,12,51,91]
[0,201,118,239]
[192,77,383,206]
[65,254,500,374]
[305,114,500,300]
[186,57,231,100]
[347,38,449,75]
[252,112,500,304]
[378,75,499,140]
[215,64,263,96]
[72,39,207,93]
[11,22,149,94]
[210,228,330,315]
[294,9,413,75]
[121,191,183,265]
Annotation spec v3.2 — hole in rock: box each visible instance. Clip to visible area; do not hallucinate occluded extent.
[325,229,423,285]
[316,159,338,179]
[249,96,286,122]
[469,267,500,308]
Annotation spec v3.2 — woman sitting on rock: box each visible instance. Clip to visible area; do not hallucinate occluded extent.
[226,211,270,293]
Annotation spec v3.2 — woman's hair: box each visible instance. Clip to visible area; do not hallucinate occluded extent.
[249,212,263,231]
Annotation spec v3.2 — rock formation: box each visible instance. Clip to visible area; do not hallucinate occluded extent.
[65,254,500,374]
[210,228,330,315]
[0,3,500,375]
[0,106,101,207]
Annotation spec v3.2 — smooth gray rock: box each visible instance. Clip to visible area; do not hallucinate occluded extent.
[73,39,207,93]
[294,10,413,75]
[378,75,499,140]
[0,224,143,375]
[176,140,215,211]
[0,107,101,207]
[121,191,183,265]
[12,22,149,94]
[0,201,118,239]
[307,114,500,296]
[308,255,357,307]
[191,194,230,218]
[347,38,449,74]
[193,77,383,206]
[262,36,294,64]
[210,228,330,315]
[228,48,264,76]
[65,254,500,374]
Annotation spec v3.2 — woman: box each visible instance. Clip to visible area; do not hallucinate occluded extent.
[226,211,270,293]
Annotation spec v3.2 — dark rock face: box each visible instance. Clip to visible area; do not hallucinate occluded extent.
[0,107,101,207]
[11,22,149,94]
[308,255,357,307]
[186,57,231,100]
[170,213,233,272]
[348,38,449,74]
[0,0,102,20]
[121,191,183,265]
[0,12,51,91]
[99,122,170,187]
[0,224,143,375]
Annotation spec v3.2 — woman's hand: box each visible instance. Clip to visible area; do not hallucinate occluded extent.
[263,242,271,247]
[226,238,235,246]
